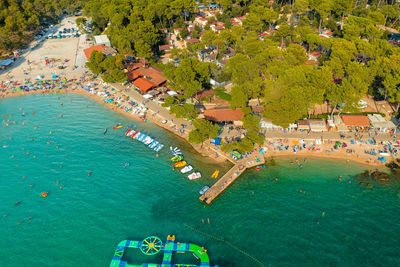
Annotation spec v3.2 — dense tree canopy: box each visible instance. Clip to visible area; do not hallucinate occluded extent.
[0,0,84,55]
[86,51,126,83]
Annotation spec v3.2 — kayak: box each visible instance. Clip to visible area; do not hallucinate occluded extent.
[188,172,201,180]
[174,161,187,168]
[211,170,219,179]
[113,125,123,129]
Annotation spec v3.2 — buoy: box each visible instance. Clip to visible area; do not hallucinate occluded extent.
[41,192,48,198]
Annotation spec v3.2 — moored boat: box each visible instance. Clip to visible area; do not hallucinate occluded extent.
[170,155,183,162]
[188,172,202,180]
[174,161,187,168]
[181,165,193,174]
[199,185,210,194]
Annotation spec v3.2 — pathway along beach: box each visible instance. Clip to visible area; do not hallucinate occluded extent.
[0,93,399,266]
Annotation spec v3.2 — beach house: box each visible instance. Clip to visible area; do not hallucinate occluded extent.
[126,63,167,95]
[203,108,244,126]
[93,35,111,47]
[341,115,370,131]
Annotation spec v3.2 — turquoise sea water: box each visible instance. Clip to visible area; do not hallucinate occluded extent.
[0,93,399,267]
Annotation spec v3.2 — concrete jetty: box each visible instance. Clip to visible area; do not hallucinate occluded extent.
[200,153,265,204]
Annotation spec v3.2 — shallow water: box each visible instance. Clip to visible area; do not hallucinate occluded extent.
[0,94,399,267]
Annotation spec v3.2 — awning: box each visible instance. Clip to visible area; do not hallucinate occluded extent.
[167,91,177,96]
[143,94,152,99]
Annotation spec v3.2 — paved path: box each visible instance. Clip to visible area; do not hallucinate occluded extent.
[111,83,194,133]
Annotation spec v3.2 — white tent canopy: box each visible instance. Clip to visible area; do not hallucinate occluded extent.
[143,94,152,99]
[167,90,177,96]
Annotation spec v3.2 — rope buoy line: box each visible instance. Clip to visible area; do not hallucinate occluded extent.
[183,223,266,267]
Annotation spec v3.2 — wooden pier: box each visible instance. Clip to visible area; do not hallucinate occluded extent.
[199,153,265,204]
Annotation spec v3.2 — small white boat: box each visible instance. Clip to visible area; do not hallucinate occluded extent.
[199,185,210,195]
[188,172,202,180]
[181,165,193,174]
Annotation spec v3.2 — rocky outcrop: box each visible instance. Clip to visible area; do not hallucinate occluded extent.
[355,170,391,186]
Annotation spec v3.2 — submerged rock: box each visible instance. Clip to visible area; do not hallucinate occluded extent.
[355,169,391,185]
[370,170,390,182]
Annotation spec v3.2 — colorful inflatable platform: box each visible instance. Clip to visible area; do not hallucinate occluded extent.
[109,235,217,267]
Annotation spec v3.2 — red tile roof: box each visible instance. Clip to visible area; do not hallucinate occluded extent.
[341,115,370,127]
[204,108,244,122]
[159,44,172,51]
[196,90,216,99]
[185,38,199,44]
[84,45,106,60]
[132,78,155,94]
[127,62,143,71]
[310,51,322,57]
[135,67,166,86]
[127,70,141,81]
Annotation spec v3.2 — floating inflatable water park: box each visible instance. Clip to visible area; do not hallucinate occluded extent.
[110,235,218,267]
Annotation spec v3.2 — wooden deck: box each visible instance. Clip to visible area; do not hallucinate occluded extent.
[199,153,265,204]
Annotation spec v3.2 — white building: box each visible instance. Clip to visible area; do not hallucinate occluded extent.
[94,35,111,47]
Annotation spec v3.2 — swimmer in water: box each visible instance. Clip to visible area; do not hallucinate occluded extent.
[14,202,20,206]
[88,171,92,176]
